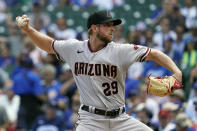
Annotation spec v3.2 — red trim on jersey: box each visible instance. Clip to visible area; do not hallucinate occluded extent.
[87,40,94,52]
[51,40,63,61]
[51,40,55,51]
[134,44,139,50]
[140,48,151,62]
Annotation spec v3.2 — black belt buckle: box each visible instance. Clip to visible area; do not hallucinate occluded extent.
[105,109,120,118]
[104,110,109,116]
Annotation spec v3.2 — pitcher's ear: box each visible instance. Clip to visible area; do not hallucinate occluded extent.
[91,25,98,32]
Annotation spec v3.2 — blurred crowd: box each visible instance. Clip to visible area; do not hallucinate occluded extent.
[0,0,197,131]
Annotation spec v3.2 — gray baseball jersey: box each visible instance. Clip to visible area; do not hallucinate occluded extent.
[52,39,150,110]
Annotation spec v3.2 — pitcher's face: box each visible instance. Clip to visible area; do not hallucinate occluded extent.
[96,22,114,44]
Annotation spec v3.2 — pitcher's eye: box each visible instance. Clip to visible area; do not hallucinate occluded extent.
[103,22,113,27]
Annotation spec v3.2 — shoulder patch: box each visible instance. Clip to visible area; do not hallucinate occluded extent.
[134,45,139,50]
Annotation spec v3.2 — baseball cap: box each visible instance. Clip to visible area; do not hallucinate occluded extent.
[87,10,122,29]
[159,109,170,118]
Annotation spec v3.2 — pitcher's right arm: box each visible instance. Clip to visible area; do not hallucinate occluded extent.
[16,15,54,54]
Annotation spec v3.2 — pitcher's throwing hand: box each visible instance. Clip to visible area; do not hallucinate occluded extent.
[16,15,29,29]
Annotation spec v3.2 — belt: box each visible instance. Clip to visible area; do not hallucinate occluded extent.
[81,105,125,117]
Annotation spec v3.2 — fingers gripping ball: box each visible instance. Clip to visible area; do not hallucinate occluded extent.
[147,76,183,97]
[16,17,27,27]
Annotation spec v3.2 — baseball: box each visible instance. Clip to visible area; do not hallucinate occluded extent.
[17,17,27,27]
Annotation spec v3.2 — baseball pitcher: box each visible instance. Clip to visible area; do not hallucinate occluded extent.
[16,10,182,131]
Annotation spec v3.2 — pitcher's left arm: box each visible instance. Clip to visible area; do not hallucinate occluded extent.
[145,49,182,82]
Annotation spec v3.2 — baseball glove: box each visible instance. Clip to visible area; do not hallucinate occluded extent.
[147,75,183,97]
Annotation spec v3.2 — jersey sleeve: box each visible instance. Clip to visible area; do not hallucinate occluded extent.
[51,39,78,61]
[118,44,151,66]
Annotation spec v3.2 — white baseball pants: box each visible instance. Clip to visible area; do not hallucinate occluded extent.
[76,110,153,131]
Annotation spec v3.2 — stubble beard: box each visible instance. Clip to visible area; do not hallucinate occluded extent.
[97,32,112,45]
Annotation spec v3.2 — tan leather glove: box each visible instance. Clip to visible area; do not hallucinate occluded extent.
[147,76,183,97]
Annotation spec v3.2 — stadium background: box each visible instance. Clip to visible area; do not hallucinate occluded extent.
[0,0,197,130]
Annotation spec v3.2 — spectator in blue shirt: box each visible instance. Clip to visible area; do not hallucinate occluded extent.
[151,0,178,25]
[172,25,185,66]
[60,63,77,107]
[125,77,139,99]
[11,57,47,130]
[31,102,66,131]
[40,64,67,111]
[163,37,174,59]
